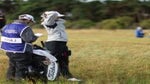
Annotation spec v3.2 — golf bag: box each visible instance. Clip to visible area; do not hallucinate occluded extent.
[27,43,58,84]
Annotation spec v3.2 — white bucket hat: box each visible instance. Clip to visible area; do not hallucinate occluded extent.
[41,11,64,18]
[19,14,35,23]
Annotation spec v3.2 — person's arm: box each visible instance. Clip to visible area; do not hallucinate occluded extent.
[21,27,38,43]
[41,13,58,27]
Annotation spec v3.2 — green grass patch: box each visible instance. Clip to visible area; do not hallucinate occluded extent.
[0,29,150,84]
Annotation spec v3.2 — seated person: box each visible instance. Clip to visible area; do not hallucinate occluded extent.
[135,26,144,38]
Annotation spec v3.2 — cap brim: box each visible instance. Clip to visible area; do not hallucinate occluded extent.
[58,14,64,17]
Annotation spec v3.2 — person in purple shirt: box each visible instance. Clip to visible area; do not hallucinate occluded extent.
[0,14,38,83]
[135,26,144,38]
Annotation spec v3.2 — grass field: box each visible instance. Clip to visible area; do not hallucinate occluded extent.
[0,29,150,84]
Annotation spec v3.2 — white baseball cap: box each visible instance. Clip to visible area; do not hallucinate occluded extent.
[137,26,142,30]
[41,11,64,17]
[19,14,35,23]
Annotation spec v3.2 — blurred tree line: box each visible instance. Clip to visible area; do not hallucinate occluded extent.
[0,0,150,29]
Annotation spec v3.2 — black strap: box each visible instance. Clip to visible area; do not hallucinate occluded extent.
[46,23,57,29]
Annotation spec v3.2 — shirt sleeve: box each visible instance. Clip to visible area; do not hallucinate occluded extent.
[21,27,38,43]
[41,13,58,26]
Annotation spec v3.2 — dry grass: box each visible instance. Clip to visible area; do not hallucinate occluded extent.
[0,29,150,84]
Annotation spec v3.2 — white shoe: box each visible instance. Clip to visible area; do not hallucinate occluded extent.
[68,78,81,81]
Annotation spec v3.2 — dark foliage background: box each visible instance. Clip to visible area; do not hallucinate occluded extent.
[0,0,150,29]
